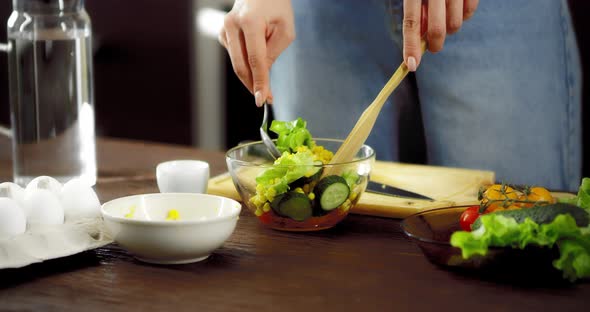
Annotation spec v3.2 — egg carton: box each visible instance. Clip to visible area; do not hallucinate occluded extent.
[0,176,114,269]
[0,217,113,269]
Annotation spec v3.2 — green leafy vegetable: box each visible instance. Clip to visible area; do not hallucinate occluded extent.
[270,118,314,154]
[450,214,590,281]
[341,170,360,189]
[557,177,590,210]
[554,238,590,282]
[576,177,590,211]
[254,149,316,200]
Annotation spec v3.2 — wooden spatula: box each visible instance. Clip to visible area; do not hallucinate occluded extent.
[329,40,427,165]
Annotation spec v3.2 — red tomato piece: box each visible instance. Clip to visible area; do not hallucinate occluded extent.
[258,212,273,224]
[459,205,481,232]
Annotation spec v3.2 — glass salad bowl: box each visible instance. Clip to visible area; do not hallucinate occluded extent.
[225,138,375,231]
[401,206,568,284]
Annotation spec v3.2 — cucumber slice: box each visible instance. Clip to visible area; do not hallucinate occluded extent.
[270,193,285,215]
[315,175,350,211]
[275,192,312,221]
[472,203,589,230]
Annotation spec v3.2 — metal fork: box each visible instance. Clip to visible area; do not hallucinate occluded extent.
[259,102,282,159]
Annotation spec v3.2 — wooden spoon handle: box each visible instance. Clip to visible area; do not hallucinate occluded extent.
[330,40,427,165]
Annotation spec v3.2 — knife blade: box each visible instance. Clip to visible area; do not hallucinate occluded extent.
[366,181,434,201]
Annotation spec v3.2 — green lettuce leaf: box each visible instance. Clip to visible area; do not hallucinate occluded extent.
[342,170,360,189]
[270,118,314,154]
[577,177,590,211]
[254,166,289,198]
[450,214,590,281]
[273,150,315,183]
[554,238,590,282]
[558,177,590,210]
[255,149,316,197]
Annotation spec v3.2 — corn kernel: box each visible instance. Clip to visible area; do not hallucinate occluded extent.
[166,209,180,221]
[255,208,263,216]
[308,193,315,200]
[124,205,136,218]
[263,202,271,212]
[342,199,351,211]
[267,188,277,197]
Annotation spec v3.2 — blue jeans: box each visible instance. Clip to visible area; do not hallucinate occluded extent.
[270,0,582,191]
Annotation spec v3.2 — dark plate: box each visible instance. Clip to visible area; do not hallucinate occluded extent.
[401,206,570,285]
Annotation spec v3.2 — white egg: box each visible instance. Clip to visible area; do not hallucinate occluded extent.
[23,188,64,225]
[0,198,27,236]
[60,178,101,221]
[26,176,63,196]
[0,182,26,207]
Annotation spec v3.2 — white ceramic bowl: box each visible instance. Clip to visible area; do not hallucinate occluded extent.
[101,193,241,264]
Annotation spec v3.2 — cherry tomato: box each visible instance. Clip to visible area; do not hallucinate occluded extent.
[258,211,273,224]
[485,204,506,213]
[519,186,554,207]
[481,184,519,212]
[505,205,521,211]
[459,205,481,232]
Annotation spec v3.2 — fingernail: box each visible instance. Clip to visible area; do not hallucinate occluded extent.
[255,91,263,107]
[407,57,417,72]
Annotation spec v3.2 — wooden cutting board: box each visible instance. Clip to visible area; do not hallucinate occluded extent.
[207,161,495,219]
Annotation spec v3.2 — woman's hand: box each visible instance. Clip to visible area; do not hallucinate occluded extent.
[403,0,479,71]
[219,0,295,107]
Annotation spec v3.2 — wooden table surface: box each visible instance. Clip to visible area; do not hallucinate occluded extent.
[0,136,588,312]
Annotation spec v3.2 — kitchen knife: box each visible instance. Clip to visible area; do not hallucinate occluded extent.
[366,181,434,201]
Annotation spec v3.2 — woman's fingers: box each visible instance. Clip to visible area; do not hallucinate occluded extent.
[219,0,295,106]
[223,14,254,94]
[464,0,479,20]
[218,28,227,48]
[426,0,446,53]
[447,0,463,34]
[402,0,423,71]
[403,0,478,71]
[241,17,270,107]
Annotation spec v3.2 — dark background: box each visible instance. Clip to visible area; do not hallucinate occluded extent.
[0,1,588,178]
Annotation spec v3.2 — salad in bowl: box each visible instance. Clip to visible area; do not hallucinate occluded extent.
[403,178,590,282]
[225,118,375,231]
[450,180,590,281]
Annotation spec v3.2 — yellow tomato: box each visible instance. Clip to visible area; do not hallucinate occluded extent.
[483,184,519,200]
[485,204,505,213]
[505,205,522,211]
[481,184,519,212]
[519,186,554,207]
